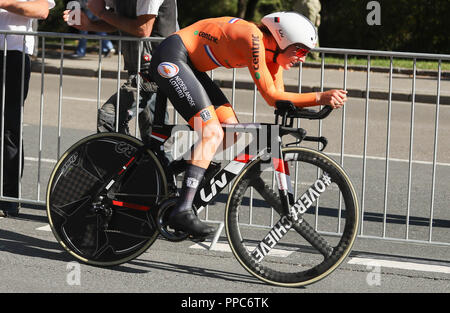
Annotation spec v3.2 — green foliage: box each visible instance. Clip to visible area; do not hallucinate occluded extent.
[178,0,238,27]
[37,0,449,54]
[320,0,450,54]
[38,0,71,33]
[178,0,295,26]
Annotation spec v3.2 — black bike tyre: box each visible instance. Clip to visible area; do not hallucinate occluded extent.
[46,132,168,266]
[225,147,359,287]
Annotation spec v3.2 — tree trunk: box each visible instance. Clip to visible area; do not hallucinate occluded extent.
[244,0,260,20]
[237,0,247,18]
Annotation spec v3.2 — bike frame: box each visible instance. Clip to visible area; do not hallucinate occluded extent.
[107,92,329,219]
[100,92,334,258]
[104,91,294,218]
[151,122,292,215]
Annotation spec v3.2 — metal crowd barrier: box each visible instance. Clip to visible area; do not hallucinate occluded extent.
[1,30,449,248]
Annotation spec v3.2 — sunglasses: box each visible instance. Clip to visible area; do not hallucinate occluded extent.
[294,45,310,58]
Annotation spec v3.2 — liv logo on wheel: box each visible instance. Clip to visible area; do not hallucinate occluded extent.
[157,62,179,79]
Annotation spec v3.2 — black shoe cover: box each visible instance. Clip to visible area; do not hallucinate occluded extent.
[168,210,215,238]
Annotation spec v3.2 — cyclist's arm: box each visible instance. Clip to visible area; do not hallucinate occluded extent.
[0,0,52,19]
[270,63,285,92]
[245,33,318,108]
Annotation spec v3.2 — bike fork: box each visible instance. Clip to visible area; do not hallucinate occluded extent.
[272,141,297,221]
[250,143,301,264]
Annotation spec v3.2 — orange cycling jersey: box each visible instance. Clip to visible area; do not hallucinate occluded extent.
[176,17,318,108]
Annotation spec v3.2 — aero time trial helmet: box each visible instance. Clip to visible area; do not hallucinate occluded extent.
[261,12,318,50]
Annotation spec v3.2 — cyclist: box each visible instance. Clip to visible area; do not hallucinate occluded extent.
[149,11,348,238]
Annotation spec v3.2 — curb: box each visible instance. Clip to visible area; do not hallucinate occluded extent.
[214,79,449,105]
[31,61,128,79]
[31,61,449,105]
[300,62,450,79]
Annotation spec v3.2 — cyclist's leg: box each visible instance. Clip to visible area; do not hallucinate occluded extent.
[167,109,225,237]
[194,70,240,152]
[162,68,240,165]
[188,107,225,168]
[150,35,222,237]
[215,103,241,155]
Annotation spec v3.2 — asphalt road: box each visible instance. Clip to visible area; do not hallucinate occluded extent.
[0,73,449,295]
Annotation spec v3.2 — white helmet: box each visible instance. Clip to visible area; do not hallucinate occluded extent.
[261,11,318,50]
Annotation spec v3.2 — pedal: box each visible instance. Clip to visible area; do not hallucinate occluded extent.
[188,234,210,243]
[190,221,224,250]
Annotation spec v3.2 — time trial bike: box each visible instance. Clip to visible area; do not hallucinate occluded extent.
[46,93,359,287]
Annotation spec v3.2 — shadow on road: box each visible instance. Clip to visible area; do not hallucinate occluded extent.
[127,259,269,287]
[0,228,73,263]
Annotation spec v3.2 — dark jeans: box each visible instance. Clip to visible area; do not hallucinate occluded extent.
[97,72,167,145]
[0,50,29,200]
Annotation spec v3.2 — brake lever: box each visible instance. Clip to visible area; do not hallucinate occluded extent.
[303,136,328,151]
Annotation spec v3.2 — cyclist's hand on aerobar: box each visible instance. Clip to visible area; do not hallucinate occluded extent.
[316,89,348,109]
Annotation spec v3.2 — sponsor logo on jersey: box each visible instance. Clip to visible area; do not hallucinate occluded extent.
[251,34,260,70]
[200,31,218,43]
[169,76,196,107]
[195,30,219,44]
[251,34,261,79]
[157,62,179,79]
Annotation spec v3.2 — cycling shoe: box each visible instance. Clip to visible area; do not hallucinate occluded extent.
[167,210,215,238]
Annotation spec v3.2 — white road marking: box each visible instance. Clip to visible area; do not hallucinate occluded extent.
[190,241,293,258]
[34,221,449,275]
[63,96,107,103]
[348,257,450,274]
[36,224,51,232]
[25,157,57,164]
